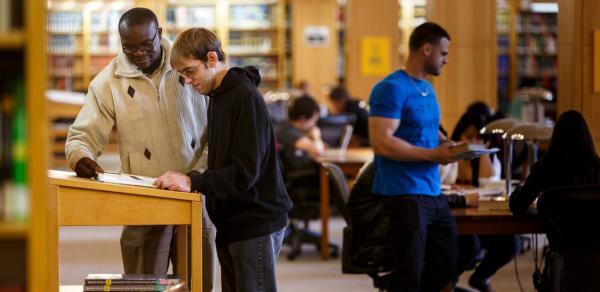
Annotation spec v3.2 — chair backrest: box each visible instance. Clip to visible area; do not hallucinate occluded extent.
[321,162,352,225]
[318,113,356,148]
[538,185,600,250]
[537,185,600,291]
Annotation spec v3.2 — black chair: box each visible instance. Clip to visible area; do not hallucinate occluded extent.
[281,160,339,260]
[318,113,356,148]
[537,185,600,292]
[322,162,392,291]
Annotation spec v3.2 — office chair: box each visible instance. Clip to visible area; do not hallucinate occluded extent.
[537,185,600,292]
[280,156,339,260]
[322,162,393,291]
[318,113,356,148]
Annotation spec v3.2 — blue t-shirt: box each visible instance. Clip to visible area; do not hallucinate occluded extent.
[369,70,441,196]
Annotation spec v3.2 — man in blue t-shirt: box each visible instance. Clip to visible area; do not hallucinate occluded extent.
[369,22,459,291]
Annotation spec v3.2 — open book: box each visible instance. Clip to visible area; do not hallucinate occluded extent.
[95,172,157,188]
[449,143,499,160]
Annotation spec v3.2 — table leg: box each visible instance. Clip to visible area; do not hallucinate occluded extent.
[191,202,202,292]
[48,185,59,292]
[176,225,188,285]
[319,165,330,260]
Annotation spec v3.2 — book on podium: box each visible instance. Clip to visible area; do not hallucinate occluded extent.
[94,172,157,188]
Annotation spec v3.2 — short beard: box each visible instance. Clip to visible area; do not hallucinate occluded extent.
[425,62,441,76]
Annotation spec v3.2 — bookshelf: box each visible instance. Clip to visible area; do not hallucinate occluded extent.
[47,1,131,92]
[226,0,286,92]
[496,0,558,119]
[47,0,287,93]
[0,0,49,291]
[496,0,514,113]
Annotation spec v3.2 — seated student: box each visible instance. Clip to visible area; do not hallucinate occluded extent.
[445,112,520,292]
[442,112,501,186]
[328,86,369,146]
[510,110,600,215]
[276,96,324,182]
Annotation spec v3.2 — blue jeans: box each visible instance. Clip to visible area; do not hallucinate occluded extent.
[216,228,285,292]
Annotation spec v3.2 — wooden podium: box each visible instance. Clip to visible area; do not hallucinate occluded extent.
[48,170,203,292]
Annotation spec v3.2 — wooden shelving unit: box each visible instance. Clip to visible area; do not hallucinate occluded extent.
[47,0,288,93]
[0,30,25,48]
[169,0,286,93]
[0,0,49,290]
[496,0,558,119]
[47,1,132,92]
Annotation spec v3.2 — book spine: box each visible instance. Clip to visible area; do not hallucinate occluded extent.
[83,285,171,291]
[85,279,180,285]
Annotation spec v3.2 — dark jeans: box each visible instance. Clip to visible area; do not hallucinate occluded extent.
[216,228,285,292]
[382,194,458,292]
[456,234,521,283]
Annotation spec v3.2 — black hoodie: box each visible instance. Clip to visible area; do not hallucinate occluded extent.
[188,66,292,245]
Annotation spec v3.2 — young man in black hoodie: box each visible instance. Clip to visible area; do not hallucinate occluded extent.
[154,27,292,292]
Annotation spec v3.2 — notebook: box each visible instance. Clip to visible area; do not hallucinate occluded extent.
[321,124,354,157]
[95,172,157,188]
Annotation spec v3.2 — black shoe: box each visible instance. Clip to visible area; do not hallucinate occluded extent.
[468,277,494,292]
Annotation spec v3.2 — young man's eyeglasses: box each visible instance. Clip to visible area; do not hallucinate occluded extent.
[122,30,159,54]
[179,62,206,79]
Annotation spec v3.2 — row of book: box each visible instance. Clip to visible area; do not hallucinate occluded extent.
[84,274,184,292]
[0,77,28,222]
[167,6,216,30]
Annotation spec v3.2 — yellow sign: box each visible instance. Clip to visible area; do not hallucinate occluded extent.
[360,37,391,76]
[595,30,600,93]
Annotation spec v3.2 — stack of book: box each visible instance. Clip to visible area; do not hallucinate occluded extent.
[83,274,182,291]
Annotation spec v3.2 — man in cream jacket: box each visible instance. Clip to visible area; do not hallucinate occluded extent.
[65,8,216,291]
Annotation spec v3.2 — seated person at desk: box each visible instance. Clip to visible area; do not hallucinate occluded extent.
[441,112,501,186]
[510,110,600,215]
[328,86,369,146]
[276,95,324,172]
[443,112,520,292]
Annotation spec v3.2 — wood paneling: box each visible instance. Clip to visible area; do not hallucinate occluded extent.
[291,0,338,102]
[345,0,400,101]
[558,0,600,151]
[426,0,497,132]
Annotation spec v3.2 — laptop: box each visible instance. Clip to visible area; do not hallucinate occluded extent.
[321,124,354,157]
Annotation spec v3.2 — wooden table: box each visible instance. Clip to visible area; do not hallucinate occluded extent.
[48,170,203,292]
[315,148,374,259]
[315,149,544,260]
[453,201,544,235]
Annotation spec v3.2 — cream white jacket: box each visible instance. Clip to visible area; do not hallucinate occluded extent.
[66,38,208,177]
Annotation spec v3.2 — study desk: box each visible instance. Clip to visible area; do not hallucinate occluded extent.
[315,148,374,259]
[48,170,203,292]
[453,201,544,235]
[315,149,544,260]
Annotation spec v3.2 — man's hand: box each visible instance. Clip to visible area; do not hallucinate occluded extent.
[430,142,459,165]
[74,157,104,178]
[154,171,191,192]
